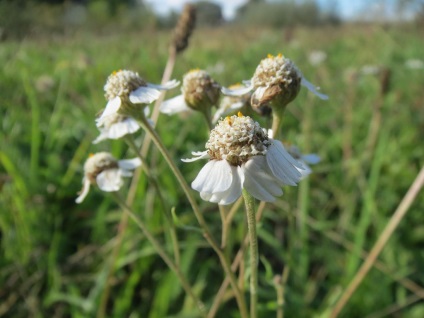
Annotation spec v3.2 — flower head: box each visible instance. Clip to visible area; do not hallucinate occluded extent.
[99,69,179,121]
[160,69,220,115]
[183,113,305,205]
[76,152,141,203]
[221,54,328,111]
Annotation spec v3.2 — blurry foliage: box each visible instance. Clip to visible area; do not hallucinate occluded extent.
[235,0,341,27]
[194,1,223,26]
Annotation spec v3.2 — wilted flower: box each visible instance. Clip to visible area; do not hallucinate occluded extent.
[160,69,220,115]
[99,69,179,121]
[76,152,141,203]
[222,54,328,111]
[183,113,305,205]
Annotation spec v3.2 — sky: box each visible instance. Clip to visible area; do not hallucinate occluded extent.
[144,0,369,20]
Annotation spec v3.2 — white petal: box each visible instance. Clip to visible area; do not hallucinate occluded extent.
[212,102,244,123]
[243,157,283,202]
[266,141,303,186]
[181,151,209,162]
[251,86,267,102]
[143,106,151,117]
[75,178,90,203]
[98,97,121,122]
[191,160,232,193]
[302,153,320,165]
[107,118,140,139]
[301,77,329,100]
[129,86,161,104]
[147,79,180,90]
[96,169,123,192]
[221,83,253,96]
[296,162,312,178]
[160,95,192,115]
[118,157,142,170]
[92,131,108,144]
[204,165,243,205]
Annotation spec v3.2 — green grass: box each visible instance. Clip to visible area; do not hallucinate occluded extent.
[1,24,424,317]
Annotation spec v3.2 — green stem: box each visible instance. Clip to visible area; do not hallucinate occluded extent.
[125,136,181,265]
[112,193,207,317]
[136,115,249,318]
[271,107,284,140]
[242,189,258,318]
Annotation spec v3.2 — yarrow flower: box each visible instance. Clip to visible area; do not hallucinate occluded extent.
[183,113,305,205]
[221,54,328,110]
[160,69,220,115]
[75,152,141,203]
[99,69,179,121]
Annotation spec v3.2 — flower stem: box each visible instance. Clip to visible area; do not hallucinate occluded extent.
[242,189,258,318]
[271,107,284,140]
[136,115,249,318]
[125,135,181,265]
[112,192,207,317]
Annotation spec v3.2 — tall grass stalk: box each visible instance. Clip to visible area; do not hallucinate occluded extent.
[330,166,424,317]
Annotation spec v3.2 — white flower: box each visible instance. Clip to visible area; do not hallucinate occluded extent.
[76,152,141,203]
[405,59,424,70]
[183,113,305,205]
[99,69,179,121]
[221,54,328,104]
[160,69,220,115]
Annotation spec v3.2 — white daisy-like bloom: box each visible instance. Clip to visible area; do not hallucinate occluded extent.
[212,83,251,123]
[75,152,141,204]
[221,54,328,107]
[99,69,179,121]
[160,69,220,115]
[183,113,305,205]
[308,50,327,66]
[405,59,424,70]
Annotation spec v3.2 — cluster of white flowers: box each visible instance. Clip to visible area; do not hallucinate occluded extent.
[76,53,326,205]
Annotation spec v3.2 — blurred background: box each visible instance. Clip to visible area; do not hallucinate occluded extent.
[1,0,424,317]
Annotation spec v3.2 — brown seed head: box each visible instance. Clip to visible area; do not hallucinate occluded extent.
[172,4,196,54]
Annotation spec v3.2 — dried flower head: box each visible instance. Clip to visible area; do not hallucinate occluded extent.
[171,4,196,54]
[183,113,305,204]
[160,69,221,115]
[221,53,328,111]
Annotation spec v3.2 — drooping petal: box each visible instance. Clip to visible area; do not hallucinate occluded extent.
[118,157,142,170]
[129,86,161,104]
[75,178,91,204]
[221,83,254,96]
[181,151,209,162]
[296,162,312,178]
[191,160,232,193]
[98,97,121,122]
[147,79,180,90]
[96,169,123,192]
[92,131,108,144]
[243,157,283,202]
[206,165,243,205]
[266,141,303,186]
[301,77,329,100]
[160,95,192,115]
[109,118,141,139]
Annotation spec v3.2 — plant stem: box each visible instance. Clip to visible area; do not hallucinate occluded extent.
[329,166,424,318]
[242,189,258,318]
[136,115,249,318]
[112,193,207,317]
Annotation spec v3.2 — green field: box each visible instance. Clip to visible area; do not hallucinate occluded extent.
[1,23,424,317]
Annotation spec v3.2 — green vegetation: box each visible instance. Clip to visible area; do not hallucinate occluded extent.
[1,21,424,317]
